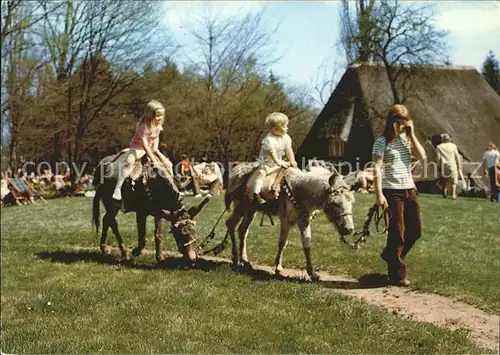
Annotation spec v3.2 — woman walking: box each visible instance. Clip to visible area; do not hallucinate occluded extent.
[372,105,427,286]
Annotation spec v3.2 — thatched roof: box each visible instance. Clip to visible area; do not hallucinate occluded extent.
[297,63,500,187]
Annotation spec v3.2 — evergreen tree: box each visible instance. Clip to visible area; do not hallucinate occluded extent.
[481,50,500,95]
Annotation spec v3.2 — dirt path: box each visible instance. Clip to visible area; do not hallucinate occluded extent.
[199,254,499,352]
[66,247,499,352]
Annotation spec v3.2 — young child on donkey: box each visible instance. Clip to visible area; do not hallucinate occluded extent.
[253,112,298,204]
[112,100,174,203]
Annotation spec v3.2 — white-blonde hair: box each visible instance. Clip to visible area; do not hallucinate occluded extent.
[265,112,289,129]
[138,100,164,136]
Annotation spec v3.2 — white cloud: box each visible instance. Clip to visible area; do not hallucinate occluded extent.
[436,1,500,35]
[435,1,500,68]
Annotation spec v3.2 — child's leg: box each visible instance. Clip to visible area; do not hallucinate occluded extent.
[112,153,136,201]
[253,169,267,203]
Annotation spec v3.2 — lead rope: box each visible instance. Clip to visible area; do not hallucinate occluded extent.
[341,204,390,249]
[196,207,230,256]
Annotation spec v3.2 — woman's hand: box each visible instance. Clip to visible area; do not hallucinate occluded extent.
[376,193,388,207]
[405,120,415,138]
[290,160,298,168]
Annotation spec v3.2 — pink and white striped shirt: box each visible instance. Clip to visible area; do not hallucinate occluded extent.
[130,122,157,151]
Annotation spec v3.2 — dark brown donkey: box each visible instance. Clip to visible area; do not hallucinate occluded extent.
[92,154,209,265]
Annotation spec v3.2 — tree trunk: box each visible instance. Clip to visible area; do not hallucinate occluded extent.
[383,59,401,104]
[8,134,17,171]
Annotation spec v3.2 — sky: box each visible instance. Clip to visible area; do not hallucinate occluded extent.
[163,0,500,106]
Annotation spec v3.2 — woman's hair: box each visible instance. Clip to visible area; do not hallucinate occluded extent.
[138,100,164,136]
[383,104,412,143]
[265,112,289,130]
[488,142,497,150]
[181,154,188,160]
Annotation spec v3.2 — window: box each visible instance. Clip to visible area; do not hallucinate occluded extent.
[328,137,345,158]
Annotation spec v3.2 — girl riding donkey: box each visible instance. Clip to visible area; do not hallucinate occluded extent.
[111,100,174,205]
[252,112,298,204]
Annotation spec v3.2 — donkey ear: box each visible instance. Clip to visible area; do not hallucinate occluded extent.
[328,172,338,186]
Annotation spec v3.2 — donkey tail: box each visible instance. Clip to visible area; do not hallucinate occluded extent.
[92,186,101,235]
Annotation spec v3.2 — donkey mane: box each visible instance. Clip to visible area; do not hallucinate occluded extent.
[284,168,332,210]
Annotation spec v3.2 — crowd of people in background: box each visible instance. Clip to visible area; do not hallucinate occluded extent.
[174,154,224,198]
[1,139,498,207]
[0,152,226,206]
[0,166,94,206]
[435,137,499,202]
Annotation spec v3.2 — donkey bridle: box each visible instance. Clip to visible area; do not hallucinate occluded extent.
[282,179,352,224]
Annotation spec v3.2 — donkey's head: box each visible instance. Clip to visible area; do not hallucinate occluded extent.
[162,198,210,266]
[323,172,355,236]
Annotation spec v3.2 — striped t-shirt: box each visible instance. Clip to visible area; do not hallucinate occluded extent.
[372,134,415,189]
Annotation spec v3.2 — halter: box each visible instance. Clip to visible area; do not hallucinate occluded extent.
[170,213,197,247]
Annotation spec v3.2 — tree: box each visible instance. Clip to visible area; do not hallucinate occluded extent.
[2,4,41,169]
[339,0,448,104]
[182,10,279,164]
[1,1,62,168]
[481,50,500,95]
[1,1,63,59]
[38,0,173,185]
[339,0,378,64]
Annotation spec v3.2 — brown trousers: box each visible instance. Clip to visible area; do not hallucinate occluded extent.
[381,188,422,282]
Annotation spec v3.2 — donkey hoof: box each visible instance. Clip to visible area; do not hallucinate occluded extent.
[119,245,128,260]
[131,248,142,257]
[309,272,321,282]
[100,244,110,255]
[241,260,253,270]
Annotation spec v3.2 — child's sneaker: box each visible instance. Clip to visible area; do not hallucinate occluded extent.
[253,193,266,204]
[112,190,122,201]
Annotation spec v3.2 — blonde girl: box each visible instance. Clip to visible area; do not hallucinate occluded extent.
[112,100,173,201]
[253,112,297,204]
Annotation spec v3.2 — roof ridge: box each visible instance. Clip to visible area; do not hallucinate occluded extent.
[348,62,477,71]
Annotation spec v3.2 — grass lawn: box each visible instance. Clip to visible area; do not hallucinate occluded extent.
[195,192,500,313]
[1,193,497,353]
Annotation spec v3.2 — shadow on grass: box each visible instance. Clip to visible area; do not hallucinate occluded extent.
[36,249,390,290]
[36,249,222,272]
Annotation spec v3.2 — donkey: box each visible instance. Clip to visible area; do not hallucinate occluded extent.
[92,153,209,265]
[225,163,355,281]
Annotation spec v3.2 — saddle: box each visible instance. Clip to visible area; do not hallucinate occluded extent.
[245,167,287,202]
[108,148,147,182]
